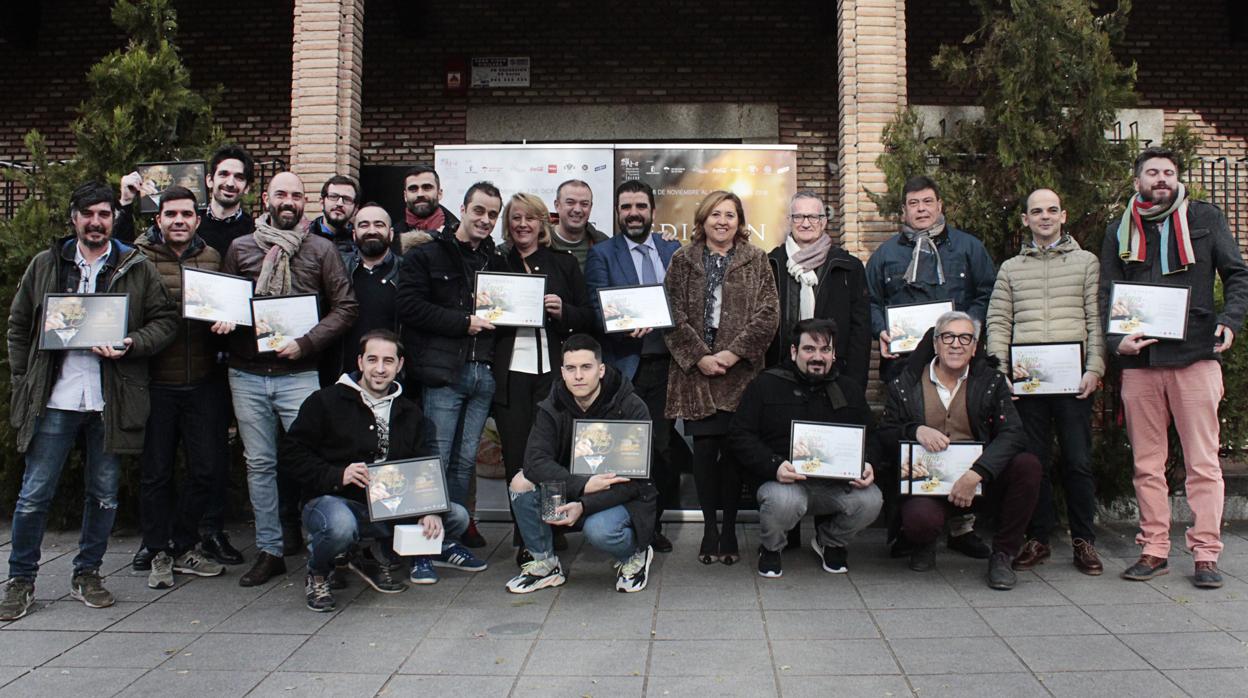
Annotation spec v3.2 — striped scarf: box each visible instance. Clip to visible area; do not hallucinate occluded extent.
[1116,183,1193,275]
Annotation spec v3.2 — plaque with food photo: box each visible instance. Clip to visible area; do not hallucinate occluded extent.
[570,420,652,479]
[596,284,675,333]
[1107,281,1190,340]
[135,160,208,214]
[473,271,546,327]
[38,293,129,350]
[885,300,954,354]
[251,294,320,353]
[182,267,254,326]
[1009,342,1083,395]
[367,457,450,522]
[789,421,866,480]
[899,441,984,496]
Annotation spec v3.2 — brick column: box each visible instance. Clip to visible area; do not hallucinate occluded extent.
[289,0,364,214]
[837,0,907,257]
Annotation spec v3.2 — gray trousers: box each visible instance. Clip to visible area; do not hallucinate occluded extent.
[757,480,883,552]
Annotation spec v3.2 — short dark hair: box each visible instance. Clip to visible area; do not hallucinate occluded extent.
[561,333,603,362]
[462,181,502,207]
[69,181,117,217]
[1134,147,1181,177]
[615,179,655,210]
[403,165,440,188]
[556,179,592,200]
[901,175,941,202]
[320,174,359,201]
[209,144,254,184]
[358,328,404,356]
[157,185,199,213]
[792,318,839,348]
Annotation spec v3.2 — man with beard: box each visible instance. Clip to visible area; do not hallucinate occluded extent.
[310,175,360,256]
[729,319,883,577]
[395,165,460,254]
[222,171,359,587]
[551,179,608,269]
[585,180,682,552]
[1101,147,1248,589]
[0,182,177,621]
[338,203,404,375]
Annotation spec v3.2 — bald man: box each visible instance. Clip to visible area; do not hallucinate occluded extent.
[222,171,359,587]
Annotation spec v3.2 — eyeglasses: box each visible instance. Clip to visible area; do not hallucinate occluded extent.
[325,193,356,205]
[789,214,827,224]
[937,332,975,346]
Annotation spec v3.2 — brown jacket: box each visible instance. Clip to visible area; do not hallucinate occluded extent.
[222,229,358,375]
[664,242,780,420]
[135,230,224,385]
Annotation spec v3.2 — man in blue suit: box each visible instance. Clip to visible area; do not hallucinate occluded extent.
[585,180,682,552]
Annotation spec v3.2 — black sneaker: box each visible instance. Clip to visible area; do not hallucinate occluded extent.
[347,555,407,594]
[757,546,783,578]
[909,542,937,572]
[305,574,336,612]
[0,578,35,621]
[947,532,991,559]
[462,519,487,548]
[131,546,155,572]
[201,531,245,565]
[812,540,848,574]
[652,531,674,554]
[785,526,802,551]
[987,551,1017,590]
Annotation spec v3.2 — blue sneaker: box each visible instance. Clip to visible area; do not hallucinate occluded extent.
[433,542,488,572]
[409,556,439,585]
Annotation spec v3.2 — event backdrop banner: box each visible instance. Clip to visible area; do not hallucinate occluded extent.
[435,144,615,241]
[615,145,798,250]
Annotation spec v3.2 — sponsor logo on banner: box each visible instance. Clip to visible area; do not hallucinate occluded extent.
[547,165,558,173]
[594,164,607,171]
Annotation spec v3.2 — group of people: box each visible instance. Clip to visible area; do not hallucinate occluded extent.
[0,142,1243,621]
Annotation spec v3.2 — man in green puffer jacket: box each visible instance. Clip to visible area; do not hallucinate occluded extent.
[986,189,1105,577]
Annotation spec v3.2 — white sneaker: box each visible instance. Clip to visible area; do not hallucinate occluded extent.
[148,552,174,589]
[173,547,225,577]
[505,556,565,594]
[615,546,654,593]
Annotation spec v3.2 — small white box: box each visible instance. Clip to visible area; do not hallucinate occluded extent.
[393,524,443,556]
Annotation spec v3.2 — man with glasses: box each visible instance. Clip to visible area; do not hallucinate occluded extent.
[878,311,1040,589]
[311,175,360,257]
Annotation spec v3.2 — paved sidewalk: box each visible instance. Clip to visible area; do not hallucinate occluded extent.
[1,520,1246,697]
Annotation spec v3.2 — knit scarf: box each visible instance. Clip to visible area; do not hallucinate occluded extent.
[405,206,446,232]
[1116,183,1193,275]
[253,218,308,296]
[785,234,832,320]
[901,216,947,285]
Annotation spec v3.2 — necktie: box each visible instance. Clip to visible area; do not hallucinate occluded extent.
[636,245,658,285]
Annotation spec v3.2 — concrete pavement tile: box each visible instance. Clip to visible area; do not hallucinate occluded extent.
[890,637,1024,675]
[379,674,514,695]
[770,639,897,676]
[3,599,141,631]
[279,634,419,674]
[117,668,267,697]
[250,672,389,697]
[0,668,29,688]
[908,672,1047,697]
[28,575,70,601]
[1041,670,1187,697]
[523,639,650,676]
[1164,668,1248,694]
[109,602,235,633]
[399,637,532,676]
[1120,631,1248,669]
[870,607,992,639]
[1005,634,1150,672]
[1152,574,1248,603]
[1082,602,1218,634]
[425,604,549,639]
[350,576,471,609]
[45,631,198,668]
[210,600,338,634]
[945,577,1070,607]
[317,606,442,638]
[0,630,92,666]
[539,600,655,640]
[755,578,865,610]
[644,674,778,697]
[657,584,759,610]
[164,633,307,671]
[654,610,764,640]
[976,605,1105,636]
[96,574,177,604]
[155,575,276,607]
[763,610,879,640]
[856,580,968,610]
[779,675,912,697]
[1049,578,1172,605]
[648,640,774,676]
[513,675,643,698]
[656,561,758,587]
[0,666,144,697]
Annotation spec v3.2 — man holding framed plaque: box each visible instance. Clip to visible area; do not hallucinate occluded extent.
[986,188,1106,576]
[1100,148,1248,589]
[878,312,1040,590]
[729,319,882,578]
[280,330,482,612]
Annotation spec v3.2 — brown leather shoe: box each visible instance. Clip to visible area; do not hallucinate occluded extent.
[239,551,287,587]
[1121,554,1168,581]
[1011,539,1051,571]
[1072,538,1103,576]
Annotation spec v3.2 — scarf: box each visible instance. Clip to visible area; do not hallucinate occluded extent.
[405,206,446,232]
[901,216,947,285]
[1116,183,1193,275]
[701,245,735,347]
[253,217,309,296]
[785,234,832,320]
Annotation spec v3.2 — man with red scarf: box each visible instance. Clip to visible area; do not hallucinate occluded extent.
[394,165,460,254]
[1101,147,1248,589]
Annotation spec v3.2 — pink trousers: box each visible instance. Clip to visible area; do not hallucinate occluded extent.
[1120,360,1225,562]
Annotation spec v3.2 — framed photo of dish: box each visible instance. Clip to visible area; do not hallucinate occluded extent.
[367,456,450,522]
[473,271,546,327]
[181,267,254,326]
[596,284,675,334]
[885,300,954,354]
[570,419,652,478]
[899,441,984,496]
[1106,281,1190,340]
[1009,342,1083,395]
[38,293,129,350]
[789,421,866,480]
[134,160,208,214]
[251,294,320,353]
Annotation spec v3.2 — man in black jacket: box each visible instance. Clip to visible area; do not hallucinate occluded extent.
[395,165,460,254]
[309,175,359,256]
[878,312,1040,590]
[731,319,882,578]
[505,334,657,595]
[279,330,484,612]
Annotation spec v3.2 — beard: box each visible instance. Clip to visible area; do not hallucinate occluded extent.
[406,198,435,218]
[79,225,109,250]
[267,202,303,230]
[619,217,652,241]
[357,236,389,257]
[325,209,351,228]
[1143,185,1175,207]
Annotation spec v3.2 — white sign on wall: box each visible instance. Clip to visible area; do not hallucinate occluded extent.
[470,57,531,88]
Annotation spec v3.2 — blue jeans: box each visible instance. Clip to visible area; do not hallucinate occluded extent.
[423,362,495,511]
[228,369,320,557]
[303,495,471,575]
[8,409,120,580]
[510,487,637,564]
